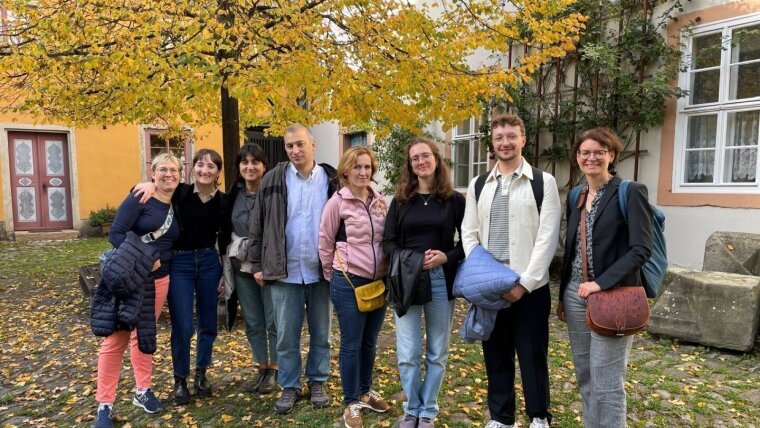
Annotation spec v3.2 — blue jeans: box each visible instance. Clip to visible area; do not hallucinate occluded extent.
[168,248,222,378]
[269,280,332,390]
[330,273,386,404]
[394,267,455,419]
[564,280,633,428]
[236,272,277,365]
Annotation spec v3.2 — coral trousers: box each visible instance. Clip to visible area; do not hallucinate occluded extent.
[96,275,169,403]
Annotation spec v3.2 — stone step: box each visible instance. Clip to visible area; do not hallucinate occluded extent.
[12,229,79,242]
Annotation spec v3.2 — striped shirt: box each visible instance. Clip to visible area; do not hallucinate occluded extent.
[487,164,522,262]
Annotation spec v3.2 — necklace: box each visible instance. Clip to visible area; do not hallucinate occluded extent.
[419,193,433,206]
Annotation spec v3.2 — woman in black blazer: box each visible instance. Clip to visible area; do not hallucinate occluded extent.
[557,128,653,428]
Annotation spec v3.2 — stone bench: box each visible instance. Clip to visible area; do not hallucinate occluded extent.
[647,267,760,352]
[78,263,101,297]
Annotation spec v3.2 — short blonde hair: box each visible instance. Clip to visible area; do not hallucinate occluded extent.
[338,146,378,187]
[150,152,183,173]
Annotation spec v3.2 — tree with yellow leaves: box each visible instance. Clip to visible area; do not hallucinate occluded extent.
[0,0,585,185]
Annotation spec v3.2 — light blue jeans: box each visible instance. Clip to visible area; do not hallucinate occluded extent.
[394,267,455,419]
[564,279,633,428]
[269,280,332,390]
[235,272,277,365]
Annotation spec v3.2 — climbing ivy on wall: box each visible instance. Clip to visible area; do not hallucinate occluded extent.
[481,0,688,182]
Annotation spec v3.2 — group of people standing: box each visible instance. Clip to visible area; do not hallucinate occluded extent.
[91,114,654,428]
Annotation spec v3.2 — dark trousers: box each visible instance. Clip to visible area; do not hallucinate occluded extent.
[168,248,222,378]
[482,284,551,425]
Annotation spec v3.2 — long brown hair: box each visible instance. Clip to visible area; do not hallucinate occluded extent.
[393,137,454,203]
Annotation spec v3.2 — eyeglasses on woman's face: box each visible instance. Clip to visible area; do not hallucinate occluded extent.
[410,152,433,164]
[156,167,180,175]
[577,150,608,159]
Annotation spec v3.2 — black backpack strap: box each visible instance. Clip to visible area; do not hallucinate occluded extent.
[475,168,543,214]
[474,172,489,201]
[530,167,544,215]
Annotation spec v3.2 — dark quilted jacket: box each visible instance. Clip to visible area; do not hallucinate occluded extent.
[90,231,161,354]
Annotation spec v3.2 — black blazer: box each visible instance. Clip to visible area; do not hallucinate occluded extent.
[559,175,653,300]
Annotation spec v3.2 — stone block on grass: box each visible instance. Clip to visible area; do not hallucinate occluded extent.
[647,267,760,352]
[703,231,760,276]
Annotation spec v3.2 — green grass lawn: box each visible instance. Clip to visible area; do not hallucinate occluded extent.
[0,238,758,427]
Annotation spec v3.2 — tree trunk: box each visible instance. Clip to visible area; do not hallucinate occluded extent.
[221,86,240,192]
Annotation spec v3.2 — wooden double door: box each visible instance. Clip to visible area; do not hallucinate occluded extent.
[7,131,73,231]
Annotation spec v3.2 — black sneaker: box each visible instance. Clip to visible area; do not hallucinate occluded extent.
[308,381,330,408]
[258,369,278,394]
[274,387,301,414]
[132,388,163,413]
[244,368,267,393]
[94,405,113,428]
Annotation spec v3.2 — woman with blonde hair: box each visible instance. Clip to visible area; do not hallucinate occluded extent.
[134,148,228,404]
[382,137,465,428]
[319,146,389,428]
[92,152,182,427]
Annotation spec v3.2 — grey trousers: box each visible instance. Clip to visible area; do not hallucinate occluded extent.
[563,280,633,428]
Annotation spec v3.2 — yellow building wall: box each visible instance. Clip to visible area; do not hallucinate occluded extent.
[1,112,223,231]
[74,124,144,220]
[74,124,223,222]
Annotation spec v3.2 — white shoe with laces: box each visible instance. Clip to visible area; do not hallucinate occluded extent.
[529,417,550,428]
[485,420,514,428]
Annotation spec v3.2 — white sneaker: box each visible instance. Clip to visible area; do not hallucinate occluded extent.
[485,420,514,428]
[529,417,550,428]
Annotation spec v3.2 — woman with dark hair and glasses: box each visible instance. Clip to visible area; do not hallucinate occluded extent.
[134,148,228,404]
[557,128,654,427]
[382,137,465,428]
[224,143,279,395]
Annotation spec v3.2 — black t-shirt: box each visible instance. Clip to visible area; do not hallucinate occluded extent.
[173,186,224,251]
[400,194,445,252]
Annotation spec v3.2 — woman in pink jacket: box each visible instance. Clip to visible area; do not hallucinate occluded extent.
[319,146,389,428]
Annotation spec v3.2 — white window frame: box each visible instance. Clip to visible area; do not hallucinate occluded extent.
[452,117,489,190]
[673,13,760,194]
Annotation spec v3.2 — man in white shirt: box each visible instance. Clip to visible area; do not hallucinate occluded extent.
[461,113,561,428]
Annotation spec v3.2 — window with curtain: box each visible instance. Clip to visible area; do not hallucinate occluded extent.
[675,15,760,193]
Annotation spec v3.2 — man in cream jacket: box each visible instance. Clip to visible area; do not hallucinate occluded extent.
[461,113,561,428]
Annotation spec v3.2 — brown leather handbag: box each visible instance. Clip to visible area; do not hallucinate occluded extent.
[579,188,649,337]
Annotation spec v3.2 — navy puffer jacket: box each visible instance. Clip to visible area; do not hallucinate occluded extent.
[90,231,161,354]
